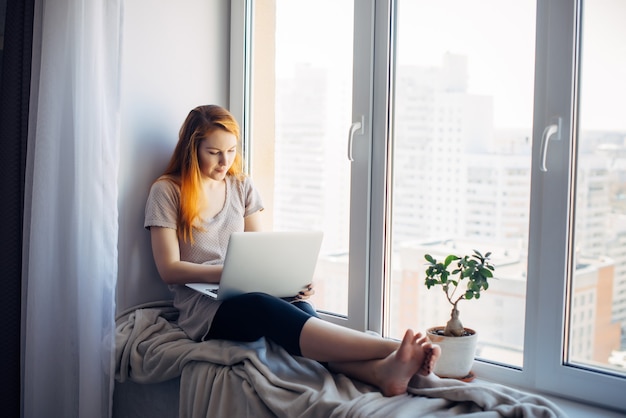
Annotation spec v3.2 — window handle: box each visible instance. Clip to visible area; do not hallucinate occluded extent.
[347,116,364,162]
[539,117,562,172]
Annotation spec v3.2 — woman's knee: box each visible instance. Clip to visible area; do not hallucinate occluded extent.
[217,292,296,326]
[234,292,287,314]
[291,300,319,318]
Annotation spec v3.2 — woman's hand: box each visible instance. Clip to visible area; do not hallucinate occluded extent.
[294,283,315,301]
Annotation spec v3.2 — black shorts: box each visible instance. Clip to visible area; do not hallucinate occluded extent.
[206,292,318,356]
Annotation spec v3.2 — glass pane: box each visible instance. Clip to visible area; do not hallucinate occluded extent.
[250,0,354,316]
[387,0,536,369]
[568,0,626,375]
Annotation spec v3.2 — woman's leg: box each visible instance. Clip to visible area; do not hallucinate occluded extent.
[206,292,312,355]
[208,293,388,360]
[289,300,319,318]
[299,317,440,396]
[327,330,437,397]
[299,317,398,362]
[207,292,440,396]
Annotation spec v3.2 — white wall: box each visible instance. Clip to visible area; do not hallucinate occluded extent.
[116,0,231,314]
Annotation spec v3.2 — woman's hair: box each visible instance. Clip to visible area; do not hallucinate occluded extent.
[160,104,244,243]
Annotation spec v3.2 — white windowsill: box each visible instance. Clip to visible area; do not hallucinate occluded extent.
[471,377,623,417]
[510,387,623,417]
[541,393,624,418]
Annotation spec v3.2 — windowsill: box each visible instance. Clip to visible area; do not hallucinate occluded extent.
[542,393,624,417]
[474,377,623,417]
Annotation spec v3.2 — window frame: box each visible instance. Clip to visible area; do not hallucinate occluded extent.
[231,0,375,330]
[524,0,626,409]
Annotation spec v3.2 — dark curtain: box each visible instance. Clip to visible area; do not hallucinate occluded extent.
[0,0,34,416]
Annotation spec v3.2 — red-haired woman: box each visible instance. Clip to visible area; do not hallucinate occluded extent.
[145,104,440,396]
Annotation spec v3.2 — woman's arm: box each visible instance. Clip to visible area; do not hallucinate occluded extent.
[150,226,222,285]
[244,210,263,232]
[151,209,263,285]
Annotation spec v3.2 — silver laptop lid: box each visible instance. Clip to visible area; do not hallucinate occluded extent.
[216,231,323,300]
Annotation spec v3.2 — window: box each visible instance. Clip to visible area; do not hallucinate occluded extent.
[233,0,626,411]
[231,0,368,330]
[389,0,535,370]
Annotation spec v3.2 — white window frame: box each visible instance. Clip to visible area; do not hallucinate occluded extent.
[230,0,374,331]
[523,0,625,409]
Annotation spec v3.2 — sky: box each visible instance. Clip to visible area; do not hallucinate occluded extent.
[275,0,626,131]
[577,0,626,131]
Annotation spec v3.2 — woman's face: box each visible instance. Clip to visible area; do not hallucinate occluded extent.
[197,129,238,182]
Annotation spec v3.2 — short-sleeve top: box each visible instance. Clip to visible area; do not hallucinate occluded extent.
[144,174,264,341]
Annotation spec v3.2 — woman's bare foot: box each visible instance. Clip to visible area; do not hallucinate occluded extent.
[417,333,441,376]
[374,329,440,396]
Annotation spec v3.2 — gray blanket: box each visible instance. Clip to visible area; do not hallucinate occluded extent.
[114,306,567,417]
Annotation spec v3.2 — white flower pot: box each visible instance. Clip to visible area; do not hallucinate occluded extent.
[427,326,478,379]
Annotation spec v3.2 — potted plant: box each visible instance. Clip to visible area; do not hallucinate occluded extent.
[423,249,495,379]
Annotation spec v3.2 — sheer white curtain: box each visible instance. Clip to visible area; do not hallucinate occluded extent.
[22,0,122,417]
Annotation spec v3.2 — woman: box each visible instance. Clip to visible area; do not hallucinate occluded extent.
[145,104,440,397]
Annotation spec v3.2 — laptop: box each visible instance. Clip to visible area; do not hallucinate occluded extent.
[185,231,323,300]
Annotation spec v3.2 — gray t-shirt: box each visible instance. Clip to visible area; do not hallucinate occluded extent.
[144,174,264,340]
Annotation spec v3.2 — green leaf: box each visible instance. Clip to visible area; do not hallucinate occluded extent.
[480,267,493,278]
[444,254,459,266]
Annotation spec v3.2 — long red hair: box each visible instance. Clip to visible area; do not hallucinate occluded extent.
[159,105,244,243]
